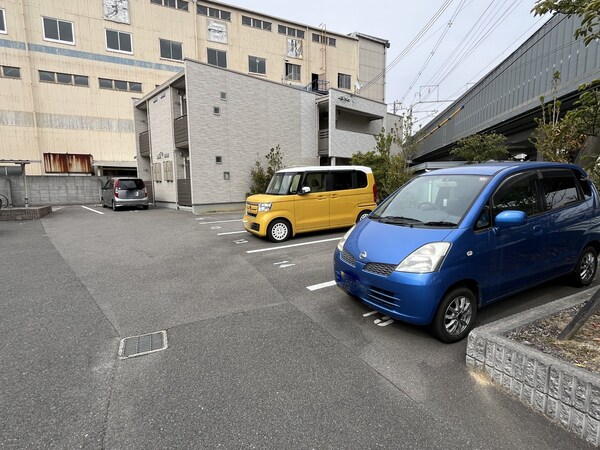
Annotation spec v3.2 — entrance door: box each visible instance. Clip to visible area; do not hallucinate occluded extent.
[311,73,319,91]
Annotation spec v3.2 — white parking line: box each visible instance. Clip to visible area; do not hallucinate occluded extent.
[306,280,336,291]
[362,311,378,317]
[81,206,104,215]
[217,230,248,235]
[246,237,341,254]
[198,219,242,225]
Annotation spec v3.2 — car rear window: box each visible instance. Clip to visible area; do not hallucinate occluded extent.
[118,179,144,190]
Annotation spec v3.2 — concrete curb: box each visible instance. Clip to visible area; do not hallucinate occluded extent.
[0,206,52,221]
[467,287,600,447]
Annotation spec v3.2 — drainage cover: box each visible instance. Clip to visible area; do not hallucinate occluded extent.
[119,331,167,359]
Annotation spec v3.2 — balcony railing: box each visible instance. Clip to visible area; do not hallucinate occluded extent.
[318,129,329,154]
[174,114,188,148]
[139,131,150,157]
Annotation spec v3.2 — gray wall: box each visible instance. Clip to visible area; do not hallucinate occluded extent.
[1,176,106,206]
[185,60,319,206]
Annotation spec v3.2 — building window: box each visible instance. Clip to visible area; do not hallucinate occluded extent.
[42,17,74,44]
[197,4,231,21]
[105,29,132,54]
[1,66,20,79]
[241,15,271,31]
[312,33,336,47]
[151,0,188,11]
[248,56,266,75]
[285,63,301,81]
[207,48,227,68]
[160,38,183,61]
[220,91,227,100]
[0,9,6,34]
[39,70,89,86]
[215,156,222,164]
[338,73,351,90]
[278,25,304,39]
[287,38,302,59]
[99,78,142,92]
[213,106,220,115]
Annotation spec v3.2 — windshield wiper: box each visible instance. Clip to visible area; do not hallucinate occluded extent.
[423,221,457,227]
[378,216,423,225]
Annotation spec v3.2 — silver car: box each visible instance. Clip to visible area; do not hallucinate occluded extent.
[101,178,149,211]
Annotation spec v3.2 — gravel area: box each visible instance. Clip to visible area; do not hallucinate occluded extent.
[507,304,600,374]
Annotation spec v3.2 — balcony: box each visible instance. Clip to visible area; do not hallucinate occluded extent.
[174,114,188,148]
[318,129,329,155]
[139,131,150,157]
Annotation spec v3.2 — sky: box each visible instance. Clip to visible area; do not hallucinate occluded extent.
[226,0,550,128]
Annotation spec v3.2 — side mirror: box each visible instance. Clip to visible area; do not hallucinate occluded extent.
[494,210,527,230]
[299,186,311,195]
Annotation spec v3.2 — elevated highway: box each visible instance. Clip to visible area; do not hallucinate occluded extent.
[412,13,600,166]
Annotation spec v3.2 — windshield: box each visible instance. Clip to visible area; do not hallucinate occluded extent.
[265,172,302,195]
[373,174,490,227]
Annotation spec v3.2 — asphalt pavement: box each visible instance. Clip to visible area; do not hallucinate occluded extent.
[0,205,595,449]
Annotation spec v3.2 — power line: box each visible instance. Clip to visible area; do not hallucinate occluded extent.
[420,0,522,103]
[399,0,468,105]
[360,0,455,92]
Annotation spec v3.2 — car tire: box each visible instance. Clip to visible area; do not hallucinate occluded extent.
[356,210,371,222]
[101,198,106,208]
[570,246,597,287]
[112,201,117,211]
[267,219,291,242]
[431,287,477,343]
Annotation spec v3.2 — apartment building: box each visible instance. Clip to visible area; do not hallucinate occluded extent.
[0,0,390,176]
[135,59,400,212]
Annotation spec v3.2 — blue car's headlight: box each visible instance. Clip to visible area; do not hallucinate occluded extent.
[337,225,355,252]
[396,242,450,273]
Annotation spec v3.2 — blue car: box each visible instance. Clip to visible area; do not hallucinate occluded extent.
[334,162,600,343]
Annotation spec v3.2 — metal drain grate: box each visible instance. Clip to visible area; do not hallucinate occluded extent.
[118,331,167,359]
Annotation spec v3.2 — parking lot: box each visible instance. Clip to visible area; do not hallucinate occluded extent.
[1,205,596,449]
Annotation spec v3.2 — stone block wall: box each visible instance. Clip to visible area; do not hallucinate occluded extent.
[1,176,107,206]
[467,289,600,447]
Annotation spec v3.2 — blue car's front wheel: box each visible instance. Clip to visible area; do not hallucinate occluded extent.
[431,287,477,343]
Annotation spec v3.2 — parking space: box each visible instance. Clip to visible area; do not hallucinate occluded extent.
[2,205,596,448]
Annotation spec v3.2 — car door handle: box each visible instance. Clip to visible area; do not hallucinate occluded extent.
[533,225,543,235]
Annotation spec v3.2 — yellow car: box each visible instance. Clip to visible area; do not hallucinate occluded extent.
[244,166,377,242]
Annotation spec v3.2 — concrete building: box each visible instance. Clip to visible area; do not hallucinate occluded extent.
[134,58,401,213]
[0,0,389,177]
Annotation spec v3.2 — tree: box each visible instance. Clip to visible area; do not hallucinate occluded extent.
[246,145,284,196]
[567,79,600,139]
[530,72,588,163]
[532,0,600,46]
[450,132,510,163]
[351,114,418,201]
[568,79,600,181]
[351,127,402,200]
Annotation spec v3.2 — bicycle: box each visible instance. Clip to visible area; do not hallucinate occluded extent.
[0,193,9,209]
